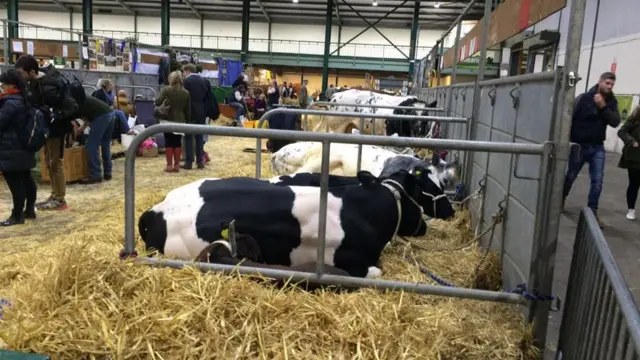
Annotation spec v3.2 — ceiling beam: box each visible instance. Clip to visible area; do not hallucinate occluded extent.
[182,0,203,19]
[255,0,271,22]
[52,0,72,11]
[114,0,136,15]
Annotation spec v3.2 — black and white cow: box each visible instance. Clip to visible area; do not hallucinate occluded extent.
[327,89,438,137]
[267,163,456,220]
[138,170,431,278]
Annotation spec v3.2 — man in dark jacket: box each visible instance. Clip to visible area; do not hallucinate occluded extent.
[182,63,208,169]
[15,55,79,211]
[563,72,621,227]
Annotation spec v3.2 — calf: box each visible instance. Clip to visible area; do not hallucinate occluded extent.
[139,170,429,278]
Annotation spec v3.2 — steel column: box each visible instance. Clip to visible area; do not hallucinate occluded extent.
[200,17,204,49]
[134,13,138,35]
[584,0,601,92]
[532,0,589,349]
[408,0,421,77]
[160,0,170,46]
[69,8,73,35]
[268,22,272,53]
[241,0,250,62]
[450,22,463,86]
[337,25,342,56]
[463,0,493,191]
[7,0,18,39]
[321,0,333,92]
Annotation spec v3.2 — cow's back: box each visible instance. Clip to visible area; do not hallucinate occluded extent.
[195,177,305,265]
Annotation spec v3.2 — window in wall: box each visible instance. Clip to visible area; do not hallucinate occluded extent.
[526,46,556,73]
[509,48,529,76]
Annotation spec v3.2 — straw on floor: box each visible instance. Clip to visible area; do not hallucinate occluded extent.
[0,122,537,359]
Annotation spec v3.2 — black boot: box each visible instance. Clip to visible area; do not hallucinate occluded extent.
[0,217,25,227]
[24,207,37,219]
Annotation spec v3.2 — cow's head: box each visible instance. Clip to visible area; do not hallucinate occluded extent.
[357,170,427,237]
[429,153,459,188]
[409,165,456,220]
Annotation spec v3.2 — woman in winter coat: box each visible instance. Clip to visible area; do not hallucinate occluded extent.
[0,69,37,226]
[617,105,640,221]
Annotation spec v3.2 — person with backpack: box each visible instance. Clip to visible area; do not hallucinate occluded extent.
[0,70,37,226]
[15,55,82,211]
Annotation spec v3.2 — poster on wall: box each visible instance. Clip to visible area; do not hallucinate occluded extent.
[616,95,634,123]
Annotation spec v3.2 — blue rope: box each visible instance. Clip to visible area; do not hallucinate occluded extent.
[0,298,11,319]
[417,268,556,302]
[454,183,465,202]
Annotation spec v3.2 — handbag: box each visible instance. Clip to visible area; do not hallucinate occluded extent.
[154,97,171,120]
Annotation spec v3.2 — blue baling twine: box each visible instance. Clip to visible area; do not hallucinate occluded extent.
[418,267,556,302]
[0,298,11,319]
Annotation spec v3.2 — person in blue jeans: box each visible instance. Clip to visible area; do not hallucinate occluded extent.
[563,72,621,227]
[75,96,116,184]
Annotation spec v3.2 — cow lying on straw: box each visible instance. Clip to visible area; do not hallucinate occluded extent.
[194,230,351,291]
[310,89,438,137]
[271,141,459,188]
[139,170,453,278]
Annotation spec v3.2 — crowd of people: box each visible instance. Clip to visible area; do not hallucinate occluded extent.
[226,76,315,125]
[2,64,638,230]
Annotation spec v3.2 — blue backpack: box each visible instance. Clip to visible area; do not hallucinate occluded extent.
[22,106,50,152]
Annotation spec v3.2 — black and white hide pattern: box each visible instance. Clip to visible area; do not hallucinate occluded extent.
[194,234,352,292]
[268,164,456,220]
[138,170,430,278]
[386,99,438,138]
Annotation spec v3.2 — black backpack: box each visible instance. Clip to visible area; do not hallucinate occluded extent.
[39,67,86,120]
[21,105,50,152]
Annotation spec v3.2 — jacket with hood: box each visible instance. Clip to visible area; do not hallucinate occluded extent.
[571,85,621,145]
[0,93,35,172]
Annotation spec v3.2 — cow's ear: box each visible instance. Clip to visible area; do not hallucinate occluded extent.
[428,100,438,108]
[357,171,378,187]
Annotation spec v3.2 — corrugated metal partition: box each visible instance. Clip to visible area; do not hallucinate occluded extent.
[419,70,561,293]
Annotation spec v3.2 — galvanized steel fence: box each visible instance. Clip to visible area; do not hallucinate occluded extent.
[556,209,640,359]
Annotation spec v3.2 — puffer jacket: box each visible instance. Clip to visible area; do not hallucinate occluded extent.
[0,94,34,172]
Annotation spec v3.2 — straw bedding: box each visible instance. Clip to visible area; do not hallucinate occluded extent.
[0,121,536,359]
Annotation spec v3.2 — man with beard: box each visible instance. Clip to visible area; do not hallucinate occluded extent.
[563,72,621,228]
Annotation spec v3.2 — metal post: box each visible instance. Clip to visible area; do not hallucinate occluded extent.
[69,9,74,37]
[321,0,334,92]
[337,25,342,56]
[241,0,250,62]
[436,41,444,86]
[316,141,331,276]
[408,0,421,78]
[267,22,272,53]
[134,13,138,36]
[200,17,204,49]
[160,0,170,46]
[357,116,365,171]
[463,0,493,191]
[7,0,18,39]
[3,21,9,65]
[450,22,463,88]
[584,0,601,93]
[533,0,589,349]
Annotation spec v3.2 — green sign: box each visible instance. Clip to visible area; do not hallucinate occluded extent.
[616,95,634,123]
[53,56,66,66]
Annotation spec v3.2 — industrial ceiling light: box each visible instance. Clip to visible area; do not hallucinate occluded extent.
[372,0,378,5]
[434,2,441,7]
[292,0,298,3]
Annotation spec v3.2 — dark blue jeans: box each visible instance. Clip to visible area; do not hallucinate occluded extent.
[184,134,204,166]
[563,144,605,213]
[86,111,115,179]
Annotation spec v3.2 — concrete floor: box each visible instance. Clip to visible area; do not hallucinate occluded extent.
[543,152,640,359]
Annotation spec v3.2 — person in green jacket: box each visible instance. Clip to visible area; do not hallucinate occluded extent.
[155,71,191,172]
[75,96,116,185]
[617,105,640,221]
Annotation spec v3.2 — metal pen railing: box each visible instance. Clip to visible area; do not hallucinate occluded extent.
[121,123,549,304]
[556,209,640,359]
[255,107,469,177]
[114,84,157,98]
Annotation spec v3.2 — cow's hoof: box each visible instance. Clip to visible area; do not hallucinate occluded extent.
[366,266,383,279]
